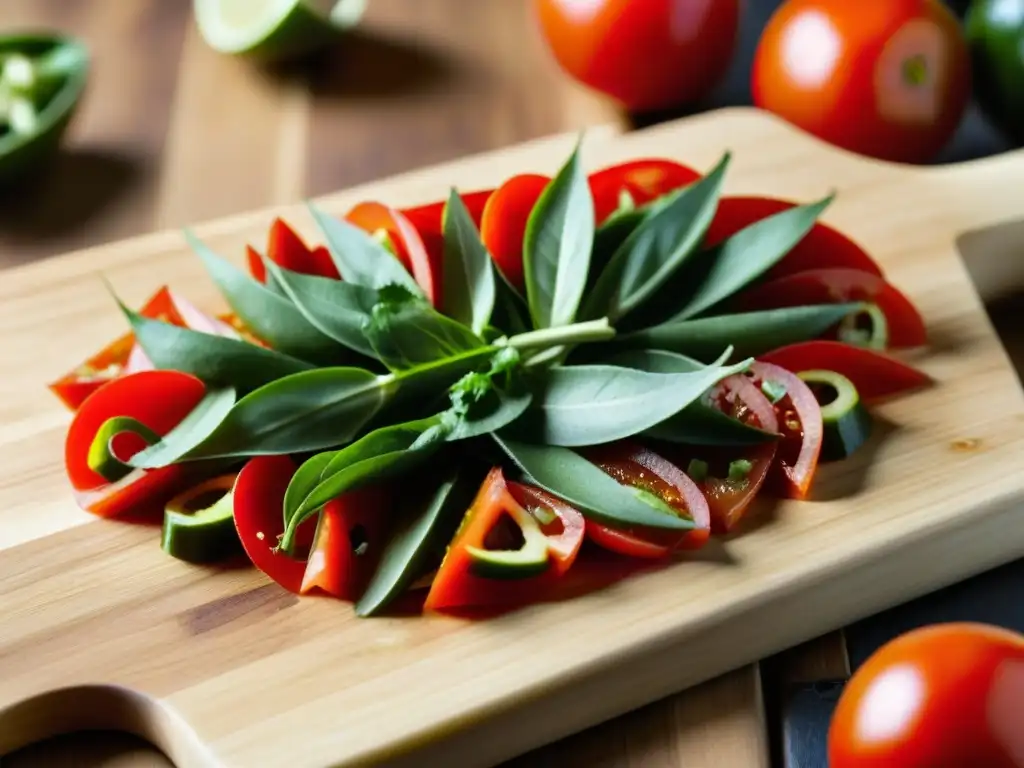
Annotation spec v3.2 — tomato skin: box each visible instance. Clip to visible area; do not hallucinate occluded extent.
[752,0,971,164]
[232,456,317,594]
[265,218,340,281]
[299,486,392,601]
[738,268,928,349]
[479,173,550,291]
[759,340,932,402]
[64,370,208,518]
[533,0,741,112]
[588,159,701,224]
[583,440,711,558]
[506,482,585,577]
[705,196,884,280]
[401,189,494,274]
[829,622,1024,768]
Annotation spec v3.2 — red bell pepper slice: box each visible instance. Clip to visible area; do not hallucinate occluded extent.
[261,217,339,282]
[64,370,208,518]
[345,201,441,306]
[745,362,824,500]
[479,173,551,292]
[737,268,926,349]
[588,159,701,224]
[662,374,781,534]
[705,196,885,281]
[582,440,711,559]
[400,189,494,278]
[232,456,318,594]
[299,485,392,601]
[758,340,932,403]
[423,467,585,612]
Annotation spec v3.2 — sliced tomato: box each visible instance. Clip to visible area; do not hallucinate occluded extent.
[233,456,318,594]
[246,244,268,284]
[705,196,884,281]
[758,340,932,403]
[64,370,208,518]
[480,173,551,291]
[588,159,701,224]
[745,362,824,500]
[264,217,340,281]
[299,485,392,601]
[345,201,440,306]
[582,440,711,558]
[662,374,780,534]
[423,467,585,612]
[737,268,926,349]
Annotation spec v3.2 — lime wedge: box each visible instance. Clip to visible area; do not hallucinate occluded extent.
[193,0,367,60]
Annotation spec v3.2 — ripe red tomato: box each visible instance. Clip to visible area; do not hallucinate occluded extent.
[752,0,971,164]
[829,622,1024,767]
[533,0,741,112]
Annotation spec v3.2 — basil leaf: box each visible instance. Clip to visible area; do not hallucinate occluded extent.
[263,259,380,360]
[582,154,730,323]
[366,300,485,372]
[509,355,750,447]
[127,387,238,469]
[441,189,496,336]
[522,142,595,329]
[608,349,778,446]
[586,207,646,294]
[307,202,422,295]
[185,231,343,366]
[168,367,391,460]
[115,298,313,393]
[444,383,533,441]
[619,303,864,362]
[284,416,448,543]
[491,434,694,531]
[671,194,835,321]
[355,467,479,617]
[491,266,531,335]
[283,451,334,528]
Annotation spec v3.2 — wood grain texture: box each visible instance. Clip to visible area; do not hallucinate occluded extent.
[2,107,1024,768]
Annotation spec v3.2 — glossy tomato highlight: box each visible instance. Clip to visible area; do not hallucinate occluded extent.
[752,0,971,163]
[533,0,741,112]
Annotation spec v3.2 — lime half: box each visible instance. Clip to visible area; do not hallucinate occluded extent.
[194,0,367,60]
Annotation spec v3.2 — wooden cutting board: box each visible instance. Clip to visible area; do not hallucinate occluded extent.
[2,107,1024,768]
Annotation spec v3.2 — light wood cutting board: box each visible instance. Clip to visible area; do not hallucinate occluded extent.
[2,107,1023,768]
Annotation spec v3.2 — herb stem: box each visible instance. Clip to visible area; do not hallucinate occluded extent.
[506,318,615,352]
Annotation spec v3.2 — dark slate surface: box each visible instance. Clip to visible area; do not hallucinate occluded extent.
[781,680,846,768]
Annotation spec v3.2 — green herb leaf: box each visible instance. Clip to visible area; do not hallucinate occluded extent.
[761,379,787,404]
[490,266,531,335]
[307,202,422,295]
[606,349,778,446]
[366,298,485,372]
[263,258,380,360]
[491,434,694,531]
[509,352,751,447]
[618,303,864,362]
[114,295,313,393]
[282,451,334,528]
[586,207,646,294]
[443,373,533,441]
[728,458,753,482]
[441,189,496,336]
[185,231,343,366]
[161,367,392,460]
[687,459,709,482]
[582,153,730,323]
[671,195,835,321]
[126,387,237,469]
[355,467,479,617]
[522,142,595,329]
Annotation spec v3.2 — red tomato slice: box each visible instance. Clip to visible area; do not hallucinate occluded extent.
[266,218,340,281]
[423,467,585,612]
[480,173,551,291]
[705,196,884,281]
[746,362,824,500]
[758,340,932,403]
[401,189,494,276]
[345,201,440,306]
[588,159,701,223]
[299,485,392,601]
[738,268,927,349]
[246,245,267,284]
[233,456,318,594]
[64,370,208,518]
[662,374,780,534]
[583,440,711,558]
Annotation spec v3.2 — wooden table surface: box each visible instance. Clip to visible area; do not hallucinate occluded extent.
[2,2,1002,767]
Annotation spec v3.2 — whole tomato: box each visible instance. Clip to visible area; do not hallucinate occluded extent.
[752,0,971,163]
[828,622,1024,767]
[532,0,741,112]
